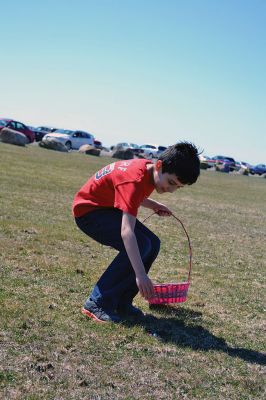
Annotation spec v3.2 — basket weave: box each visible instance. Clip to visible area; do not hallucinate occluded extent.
[143,213,192,304]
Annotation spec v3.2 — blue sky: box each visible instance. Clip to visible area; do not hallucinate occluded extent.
[0,0,265,164]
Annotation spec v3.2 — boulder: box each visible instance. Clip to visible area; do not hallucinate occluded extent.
[238,167,249,176]
[112,149,134,160]
[79,144,100,156]
[39,138,68,152]
[0,127,28,146]
[135,153,145,159]
[100,149,112,157]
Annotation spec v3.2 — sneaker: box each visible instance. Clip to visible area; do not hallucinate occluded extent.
[117,304,144,317]
[82,299,121,323]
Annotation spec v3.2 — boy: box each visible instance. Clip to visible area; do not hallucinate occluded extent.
[73,142,200,323]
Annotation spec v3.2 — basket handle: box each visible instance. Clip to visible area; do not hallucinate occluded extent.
[142,212,192,282]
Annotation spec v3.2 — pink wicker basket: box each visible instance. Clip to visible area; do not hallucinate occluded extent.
[143,213,192,304]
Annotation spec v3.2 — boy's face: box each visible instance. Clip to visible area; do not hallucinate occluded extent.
[153,160,185,194]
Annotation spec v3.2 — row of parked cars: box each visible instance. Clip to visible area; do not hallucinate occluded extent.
[199,154,266,175]
[1,117,265,173]
[0,118,167,158]
[0,117,102,150]
[110,142,168,158]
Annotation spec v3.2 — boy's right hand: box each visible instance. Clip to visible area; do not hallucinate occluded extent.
[136,273,154,299]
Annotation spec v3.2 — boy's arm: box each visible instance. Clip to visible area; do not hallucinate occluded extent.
[121,211,154,299]
[141,198,172,216]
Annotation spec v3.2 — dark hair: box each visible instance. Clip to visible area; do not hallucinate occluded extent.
[159,142,200,185]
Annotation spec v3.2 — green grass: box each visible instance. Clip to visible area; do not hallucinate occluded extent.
[0,142,265,399]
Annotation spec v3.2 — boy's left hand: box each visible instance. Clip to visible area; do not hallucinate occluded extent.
[153,203,172,217]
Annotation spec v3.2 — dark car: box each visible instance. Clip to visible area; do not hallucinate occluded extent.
[210,155,236,171]
[249,164,266,175]
[0,118,35,143]
[111,142,144,155]
[93,139,103,149]
[157,145,168,157]
[30,126,57,142]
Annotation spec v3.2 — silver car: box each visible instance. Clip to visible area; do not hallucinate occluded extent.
[139,144,167,158]
[43,129,94,150]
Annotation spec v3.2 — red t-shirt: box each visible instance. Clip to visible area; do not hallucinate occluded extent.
[72,159,154,218]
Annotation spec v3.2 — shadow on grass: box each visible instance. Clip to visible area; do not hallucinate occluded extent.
[121,306,266,366]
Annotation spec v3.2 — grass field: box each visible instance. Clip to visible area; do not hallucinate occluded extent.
[0,142,265,400]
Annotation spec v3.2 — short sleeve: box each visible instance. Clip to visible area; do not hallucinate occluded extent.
[114,181,145,217]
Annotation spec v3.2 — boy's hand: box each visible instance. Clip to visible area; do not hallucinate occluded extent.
[153,203,172,216]
[136,273,154,299]
[141,198,172,216]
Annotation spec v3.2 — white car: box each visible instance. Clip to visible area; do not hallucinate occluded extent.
[42,129,94,150]
[139,144,167,158]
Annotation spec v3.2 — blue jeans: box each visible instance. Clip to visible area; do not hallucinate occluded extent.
[75,208,160,311]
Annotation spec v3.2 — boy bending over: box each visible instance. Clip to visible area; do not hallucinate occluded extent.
[72,142,200,322]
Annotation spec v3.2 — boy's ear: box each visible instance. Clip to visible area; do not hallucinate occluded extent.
[155,159,162,170]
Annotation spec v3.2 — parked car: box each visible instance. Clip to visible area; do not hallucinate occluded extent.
[240,161,252,170]
[0,118,35,143]
[30,126,58,142]
[139,144,167,158]
[42,129,94,150]
[199,154,212,168]
[157,145,168,157]
[199,154,210,162]
[94,139,103,149]
[249,164,266,175]
[209,155,236,171]
[111,142,144,155]
[235,161,251,171]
